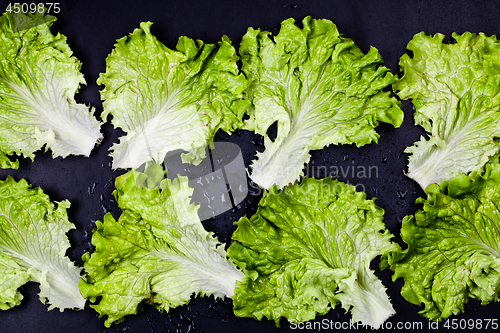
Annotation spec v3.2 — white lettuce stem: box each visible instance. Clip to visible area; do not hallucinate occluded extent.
[251,121,313,189]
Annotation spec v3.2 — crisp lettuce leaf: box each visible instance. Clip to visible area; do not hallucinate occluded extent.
[240,16,403,189]
[0,176,85,311]
[79,163,244,327]
[98,22,249,169]
[0,9,102,168]
[384,162,500,320]
[228,177,396,329]
[395,32,500,189]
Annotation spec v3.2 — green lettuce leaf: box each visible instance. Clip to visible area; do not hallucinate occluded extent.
[394,32,500,189]
[228,177,396,329]
[240,16,403,189]
[0,9,102,168]
[98,22,249,169]
[0,176,85,311]
[79,163,244,327]
[384,161,500,320]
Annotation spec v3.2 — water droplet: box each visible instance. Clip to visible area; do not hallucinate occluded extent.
[380,157,388,163]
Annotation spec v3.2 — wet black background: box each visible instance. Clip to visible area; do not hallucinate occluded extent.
[0,0,499,332]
